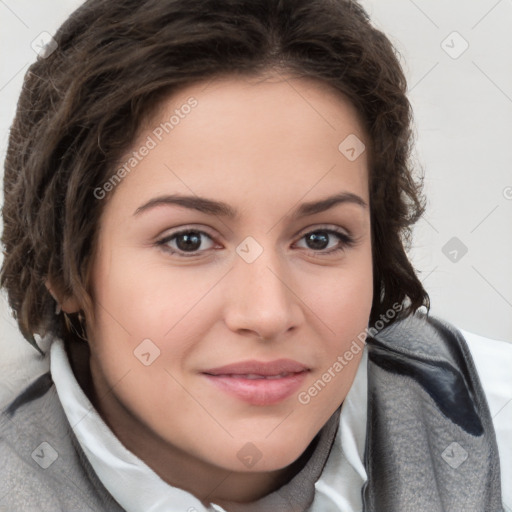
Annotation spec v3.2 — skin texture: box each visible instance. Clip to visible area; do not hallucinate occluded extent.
[69,74,373,504]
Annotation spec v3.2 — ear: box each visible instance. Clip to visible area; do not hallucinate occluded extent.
[45,280,81,314]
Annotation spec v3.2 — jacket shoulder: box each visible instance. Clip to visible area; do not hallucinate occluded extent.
[363,314,504,511]
[368,313,489,437]
[0,371,124,511]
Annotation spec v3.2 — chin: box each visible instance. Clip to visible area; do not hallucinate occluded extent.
[220,432,315,474]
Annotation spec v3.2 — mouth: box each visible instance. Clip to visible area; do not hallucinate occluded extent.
[214,372,299,379]
[202,359,310,405]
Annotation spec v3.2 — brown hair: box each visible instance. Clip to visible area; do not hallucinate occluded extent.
[1,0,429,354]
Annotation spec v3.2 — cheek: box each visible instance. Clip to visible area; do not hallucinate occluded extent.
[308,250,373,338]
[292,276,371,445]
[88,246,223,358]
[301,247,372,395]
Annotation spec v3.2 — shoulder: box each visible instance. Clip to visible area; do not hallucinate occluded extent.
[367,313,507,437]
[0,371,124,511]
[0,372,75,509]
[367,313,511,510]
[368,313,485,432]
[369,313,512,408]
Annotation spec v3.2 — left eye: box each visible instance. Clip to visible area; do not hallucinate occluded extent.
[295,229,352,253]
[158,230,215,254]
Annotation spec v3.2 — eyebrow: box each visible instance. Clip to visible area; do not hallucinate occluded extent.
[134,192,367,218]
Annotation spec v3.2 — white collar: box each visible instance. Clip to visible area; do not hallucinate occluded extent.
[50,338,367,512]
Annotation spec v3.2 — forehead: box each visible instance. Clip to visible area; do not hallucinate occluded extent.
[105,74,369,218]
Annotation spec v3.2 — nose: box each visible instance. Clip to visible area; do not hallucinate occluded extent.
[223,247,303,341]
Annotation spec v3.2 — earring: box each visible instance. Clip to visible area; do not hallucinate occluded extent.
[63,311,88,343]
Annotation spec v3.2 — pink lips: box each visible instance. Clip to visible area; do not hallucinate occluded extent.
[203,359,309,406]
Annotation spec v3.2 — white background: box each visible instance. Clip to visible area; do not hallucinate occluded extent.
[1,0,511,402]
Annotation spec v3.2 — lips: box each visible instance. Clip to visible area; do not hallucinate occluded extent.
[203,359,309,405]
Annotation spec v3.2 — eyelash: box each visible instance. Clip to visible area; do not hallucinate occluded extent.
[155,226,355,258]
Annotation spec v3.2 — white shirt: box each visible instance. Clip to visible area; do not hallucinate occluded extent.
[50,330,512,512]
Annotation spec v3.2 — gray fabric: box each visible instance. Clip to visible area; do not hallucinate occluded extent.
[0,374,125,511]
[363,314,504,511]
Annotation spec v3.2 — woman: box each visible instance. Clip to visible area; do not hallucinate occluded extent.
[0,0,508,510]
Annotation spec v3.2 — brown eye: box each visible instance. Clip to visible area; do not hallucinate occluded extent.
[295,228,355,255]
[158,230,215,256]
[304,231,330,250]
[174,231,203,251]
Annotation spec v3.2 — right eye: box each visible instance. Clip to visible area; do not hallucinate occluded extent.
[156,229,217,257]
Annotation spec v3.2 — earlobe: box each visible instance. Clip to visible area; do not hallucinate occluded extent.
[45,280,81,314]
[60,295,81,314]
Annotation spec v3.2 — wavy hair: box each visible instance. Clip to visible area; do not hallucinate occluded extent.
[1,0,429,354]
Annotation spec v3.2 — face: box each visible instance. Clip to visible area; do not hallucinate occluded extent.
[84,74,372,501]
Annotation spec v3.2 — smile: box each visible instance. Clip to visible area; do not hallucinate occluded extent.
[203,359,310,405]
